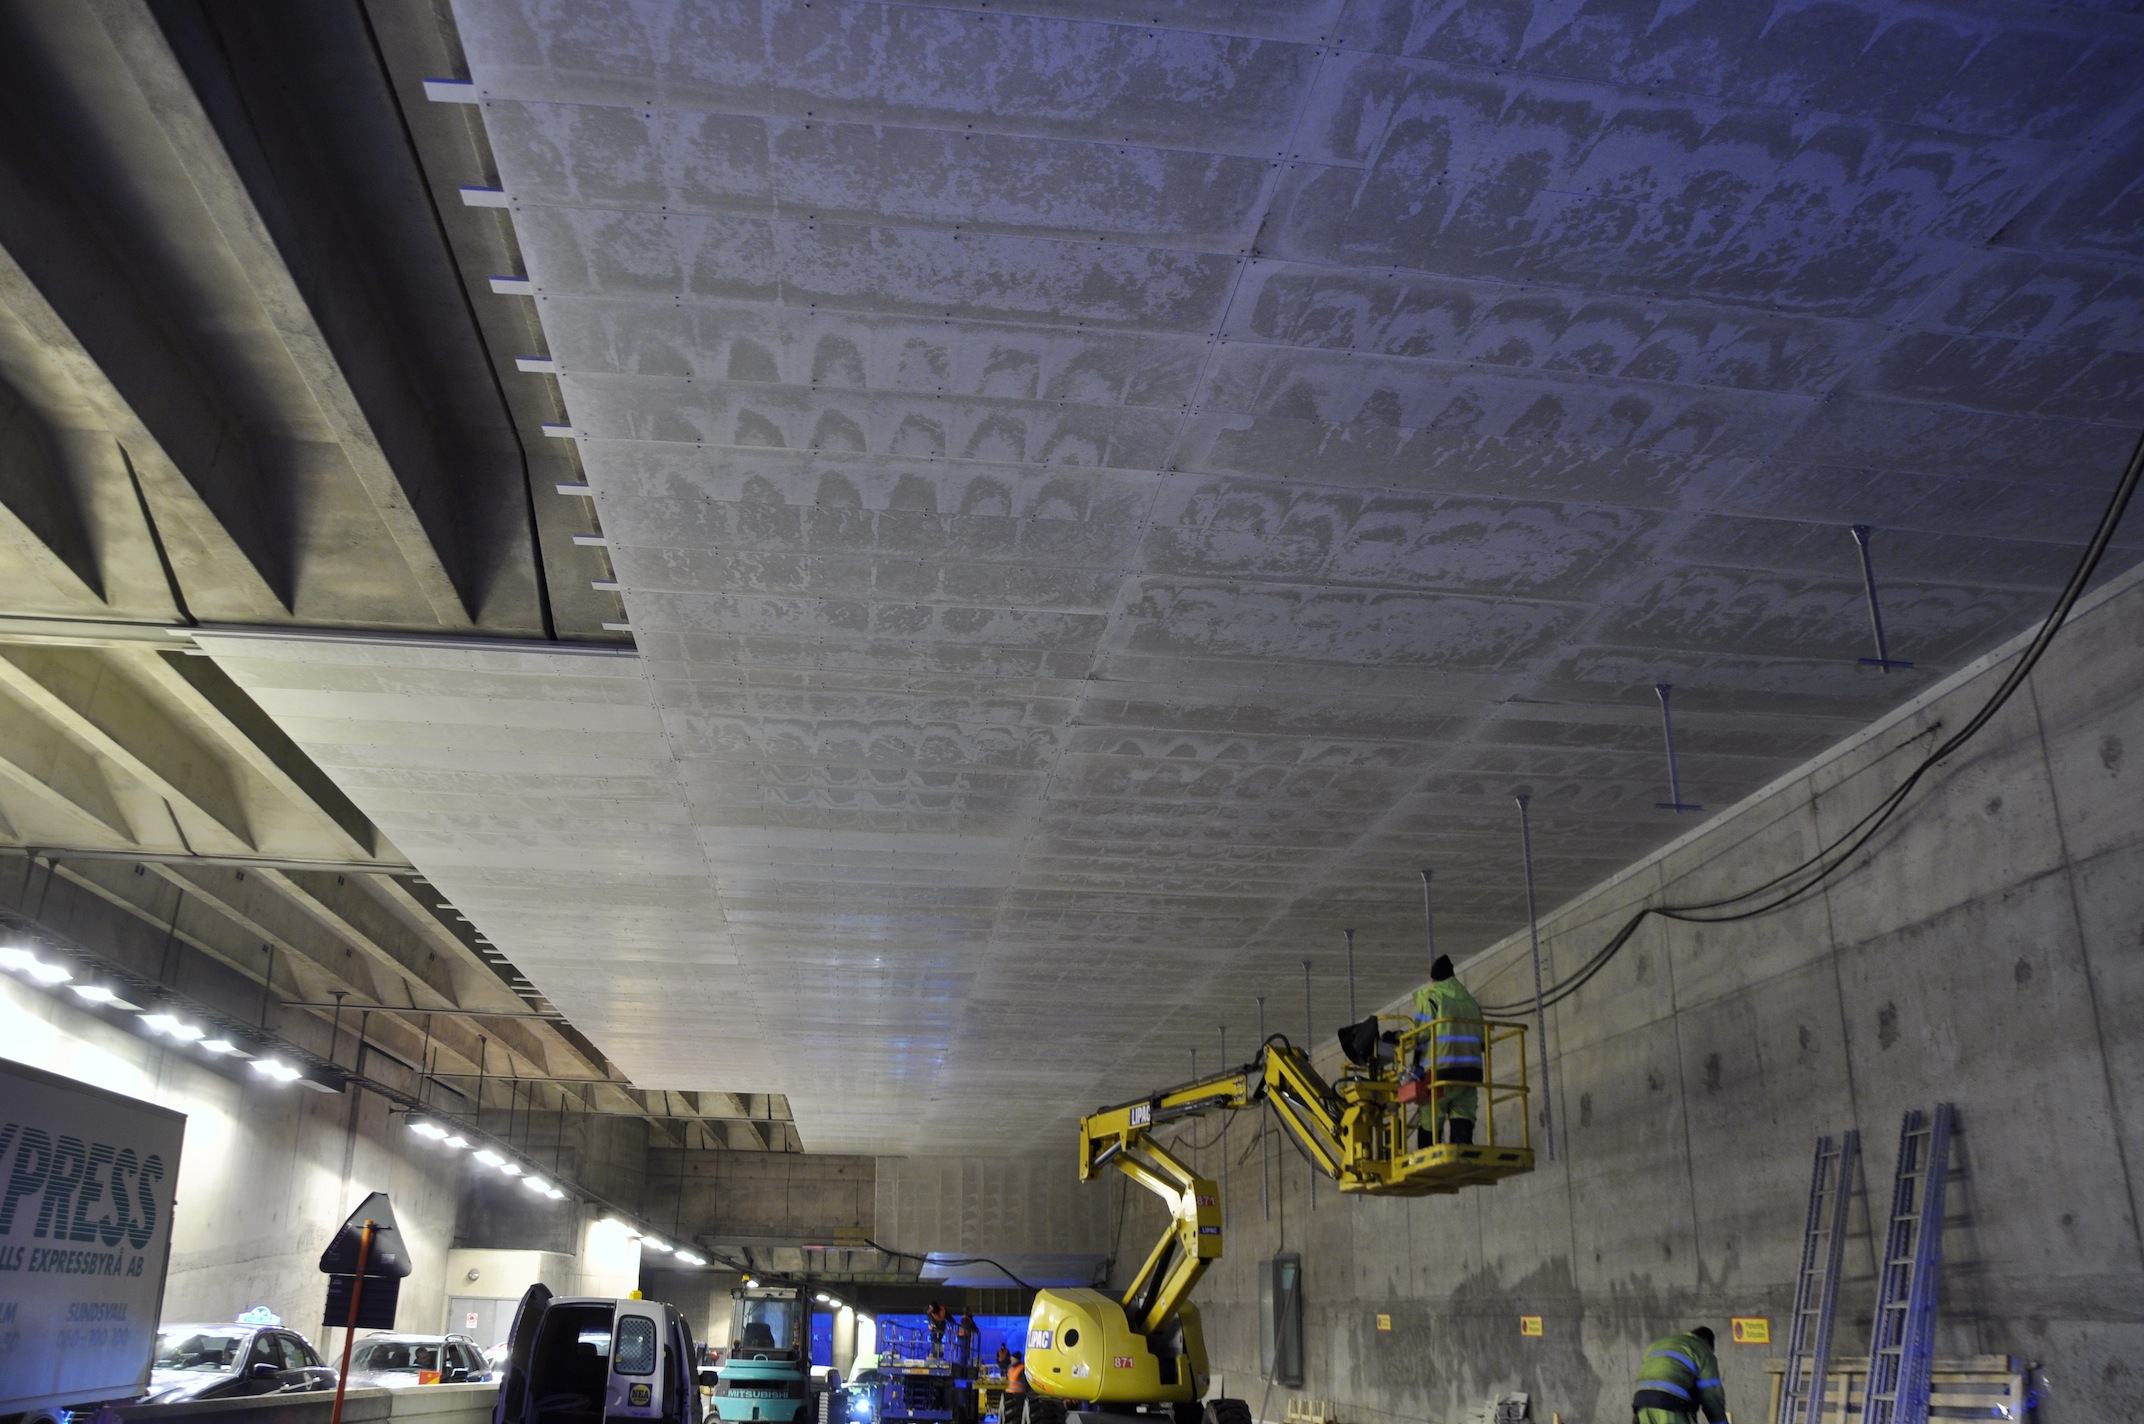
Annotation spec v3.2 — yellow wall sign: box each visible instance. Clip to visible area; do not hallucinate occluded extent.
[1519,1315,1544,1337]
[1731,1317,1771,1345]
[1375,1314,1391,1331]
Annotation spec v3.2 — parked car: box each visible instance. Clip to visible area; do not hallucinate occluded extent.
[143,1323,337,1402]
[346,1332,494,1386]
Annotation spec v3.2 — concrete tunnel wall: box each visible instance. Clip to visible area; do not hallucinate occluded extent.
[0,974,465,1346]
[1182,564,2144,1423]
[0,977,647,1351]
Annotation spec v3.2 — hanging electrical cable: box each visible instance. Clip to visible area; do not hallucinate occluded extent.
[1482,421,2144,1016]
[862,1237,1037,1292]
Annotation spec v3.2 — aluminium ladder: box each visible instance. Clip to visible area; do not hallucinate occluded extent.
[1775,1130,1860,1424]
[1863,1104,1957,1424]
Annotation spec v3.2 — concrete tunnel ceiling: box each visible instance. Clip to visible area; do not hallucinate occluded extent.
[201,0,2144,1156]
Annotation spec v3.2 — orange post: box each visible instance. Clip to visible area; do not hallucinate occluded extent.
[329,1219,374,1424]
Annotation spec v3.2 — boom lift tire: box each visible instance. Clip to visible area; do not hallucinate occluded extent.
[1203,1399,1252,1424]
[1025,1398,1067,1424]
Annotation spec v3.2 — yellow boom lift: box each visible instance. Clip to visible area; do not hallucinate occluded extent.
[1020,1014,1534,1424]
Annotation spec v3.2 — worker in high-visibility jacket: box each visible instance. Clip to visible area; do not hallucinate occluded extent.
[1003,1352,1029,1424]
[1632,1326,1728,1423]
[1411,954,1483,1147]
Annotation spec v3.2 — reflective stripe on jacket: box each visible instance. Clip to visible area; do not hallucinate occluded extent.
[1412,979,1484,1078]
[1632,1333,1726,1422]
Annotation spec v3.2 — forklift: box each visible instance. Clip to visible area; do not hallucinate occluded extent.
[709,1283,818,1424]
[1020,1012,1534,1424]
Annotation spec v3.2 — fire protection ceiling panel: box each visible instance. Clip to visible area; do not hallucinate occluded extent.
[244,0,2144,1153]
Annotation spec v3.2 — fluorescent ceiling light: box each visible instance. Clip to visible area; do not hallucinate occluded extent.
[544,1187,566,1200]
[26,960,73,985]
[644,1239,670,1254]
[0,946,36,972]
[71,984,118,1002]
[200,1039,239,1055]
[144,1014,203,1041]
[473,1149,504,1167]
[249,1058,300,1082]
[522,1176,549,1192]
[498,1162,522,1177]
[442,1135,470,1149]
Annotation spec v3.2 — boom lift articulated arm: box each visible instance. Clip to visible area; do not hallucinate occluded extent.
[1077,1038,1341,1341]
[1027,1023,1534,1414]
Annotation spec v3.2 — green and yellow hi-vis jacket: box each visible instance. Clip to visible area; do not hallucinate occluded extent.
[1411,978,1484,1078]
[1632,1331,1727,1421]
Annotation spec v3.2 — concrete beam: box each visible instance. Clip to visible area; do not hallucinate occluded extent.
[0,178,284,617]
[134,651,382,859]
[0,682,132,841]
[0,371,100,603]
[260,866,461,1007]
[79,0,471,626]
[0,645,254,850]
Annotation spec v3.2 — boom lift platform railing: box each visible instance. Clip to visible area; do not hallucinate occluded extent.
[1023,1020,1532,1421]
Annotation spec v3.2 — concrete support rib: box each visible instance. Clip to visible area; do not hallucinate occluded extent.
[0,682,135,842]
[0,646,255,850]
[0,369,102,604]
[130,650,381,858]
[0,242,286,620]
[78,0,471,627]
[8,849,778,1151]
[256,866,462,1009]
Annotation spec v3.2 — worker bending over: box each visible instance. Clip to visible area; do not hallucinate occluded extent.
[1411,953,1484,1147]
[1633,1326,1728,1424]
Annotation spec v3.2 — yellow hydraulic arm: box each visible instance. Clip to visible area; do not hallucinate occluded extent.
[1080,1024,1534,1338]
[1025,1024,1530,1412]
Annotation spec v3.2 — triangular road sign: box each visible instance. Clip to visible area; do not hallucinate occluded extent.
[318,1190,414,1278]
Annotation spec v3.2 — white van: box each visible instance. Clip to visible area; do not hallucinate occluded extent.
[492,1286,703,1424]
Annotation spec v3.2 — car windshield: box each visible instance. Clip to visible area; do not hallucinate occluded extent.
[154,1329,249,1372]
[733,1297,801,1351]
[359,1340,442,1370]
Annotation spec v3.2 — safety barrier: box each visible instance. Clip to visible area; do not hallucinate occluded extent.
[110,1382,498,1424]
[1393,1016,1533,1153]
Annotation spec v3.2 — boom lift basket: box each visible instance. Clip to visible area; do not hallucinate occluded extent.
[1382,1016,1535,1195]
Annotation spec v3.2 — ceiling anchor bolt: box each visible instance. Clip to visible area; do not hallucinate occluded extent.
[1851,524,1915,673]
[1653,684,1703,814]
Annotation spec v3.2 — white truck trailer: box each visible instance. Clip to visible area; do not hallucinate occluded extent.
[0,1058,185,1424]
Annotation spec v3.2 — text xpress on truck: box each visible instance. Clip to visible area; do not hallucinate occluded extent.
[0,1058,185,1424]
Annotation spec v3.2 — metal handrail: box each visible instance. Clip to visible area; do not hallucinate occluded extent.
[1392,1016,1533,1153]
